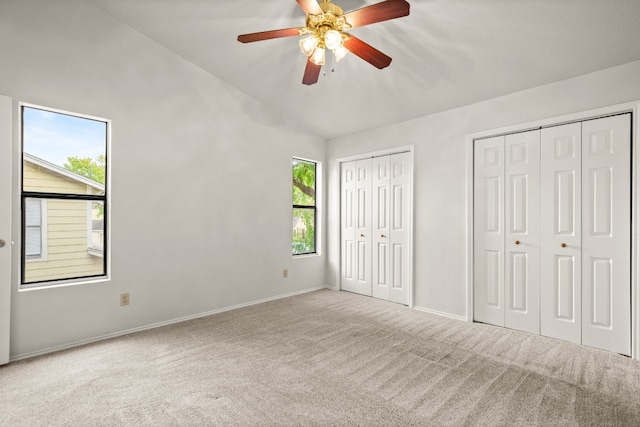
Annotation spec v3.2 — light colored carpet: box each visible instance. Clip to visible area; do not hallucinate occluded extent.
[1,289,639,426]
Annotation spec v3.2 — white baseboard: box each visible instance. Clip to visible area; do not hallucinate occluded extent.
[413,305,468,322]
[10,286,327,362]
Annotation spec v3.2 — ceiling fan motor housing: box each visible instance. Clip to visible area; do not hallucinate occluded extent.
[319,0,344,15]
[303,0,351,46]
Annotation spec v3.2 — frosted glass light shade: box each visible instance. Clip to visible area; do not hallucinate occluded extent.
[324,30,342,50]
[333,45,349,62]
[310,47,326,65]
[299,35,319,56]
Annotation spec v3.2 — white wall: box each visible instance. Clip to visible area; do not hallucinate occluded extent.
[0,0,326,358]
[326,60,640,318]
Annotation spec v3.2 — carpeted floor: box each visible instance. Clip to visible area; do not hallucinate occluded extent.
[1,289,639,426]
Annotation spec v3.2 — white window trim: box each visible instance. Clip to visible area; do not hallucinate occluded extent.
[292,157,321,257]
[86,185,103,258]
[19,102,111,289]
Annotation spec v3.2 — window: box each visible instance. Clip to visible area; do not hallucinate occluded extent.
[24,198,47,260]
[292,158,316,255]
[21,105,109,286]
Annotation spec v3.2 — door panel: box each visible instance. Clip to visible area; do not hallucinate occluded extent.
[372,156,390,300]
[0,95,11,365]
[355,159,372,296]
[341,159,373,296]
[541,123,582,344]
[581,114,630,355]
[340,161,357,293]
[509,252,527,311]
[555,255,577,320]
[474,136,505,326]
[388,152,411,305]
[505,130,540,334]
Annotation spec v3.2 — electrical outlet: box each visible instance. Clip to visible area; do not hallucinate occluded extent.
[120,292,130,306]
[283,269,288,278]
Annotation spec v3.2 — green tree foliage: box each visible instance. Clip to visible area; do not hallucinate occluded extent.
[64,155,106,185]
[292,159,316,254]
[64,155,106,217]
[292,160,315,204]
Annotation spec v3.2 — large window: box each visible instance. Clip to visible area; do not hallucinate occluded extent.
[292,158,317,255]
[21,105,109,286]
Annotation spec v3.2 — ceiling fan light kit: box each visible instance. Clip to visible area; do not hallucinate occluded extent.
[238,0,410,85]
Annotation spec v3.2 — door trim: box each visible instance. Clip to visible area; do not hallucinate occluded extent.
[465,101,640,359]
[0,95,12,365]
[337,145,414,307]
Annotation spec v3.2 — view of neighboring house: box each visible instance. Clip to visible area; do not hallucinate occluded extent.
[23,153,104,283]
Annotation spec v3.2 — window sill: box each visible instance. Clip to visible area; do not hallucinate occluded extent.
[293,253,321,260]
[88,248,104,257]
[19,276,109,292]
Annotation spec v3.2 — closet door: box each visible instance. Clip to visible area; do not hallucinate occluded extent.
[581,114,630,355]
[354,159,372,296]
[341,161,357,293]
[504,130,541,334]
[388,152,411,305]
[372,156,391,301]
[474,136,505,326]
[343,153,412,303]
[540,123,582,345]
[341,159,372,296]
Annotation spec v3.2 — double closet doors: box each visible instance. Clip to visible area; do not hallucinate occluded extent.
[474,114,631,355]
[341,152,411,305]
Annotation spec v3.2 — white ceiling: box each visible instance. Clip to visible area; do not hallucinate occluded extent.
[85,0,640,140]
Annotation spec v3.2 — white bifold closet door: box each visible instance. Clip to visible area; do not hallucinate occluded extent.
[372,153,411,304]
[475,114,631,355]
[540,122,583,344]
[341,159,372,296]
[541,115,630,355]
[474,136,506,326]
[341,152,411,305]
[474,130,541,334]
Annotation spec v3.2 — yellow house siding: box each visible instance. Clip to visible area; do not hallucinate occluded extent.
[23,162,88,194]
[23,162,104,283]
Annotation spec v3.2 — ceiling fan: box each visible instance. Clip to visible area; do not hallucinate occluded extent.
[238,0,410,85]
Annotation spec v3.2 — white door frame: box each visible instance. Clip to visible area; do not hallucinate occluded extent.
[337,145,415,307]
[0,95,12,365]
[466,101,640,359]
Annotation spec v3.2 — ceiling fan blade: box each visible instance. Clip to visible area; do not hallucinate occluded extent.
[343,0,410,29]
[302,58,322,85]
[296,0,323,15]
[238,27,301,43]
[343,36,392,69]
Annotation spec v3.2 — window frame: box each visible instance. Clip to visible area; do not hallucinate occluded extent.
[20,103,110,288]
[292,157,318,256]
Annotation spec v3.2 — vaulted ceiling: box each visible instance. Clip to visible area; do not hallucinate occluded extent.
[85,0,640,139]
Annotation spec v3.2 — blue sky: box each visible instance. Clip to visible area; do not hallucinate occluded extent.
[23,107,106,168]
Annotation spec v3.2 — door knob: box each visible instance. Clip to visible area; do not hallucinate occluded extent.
[515,240,521,245]
[561,243,567,248]
[360,234,365,237]
[381,234,386,238]
[0,239,5,248]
